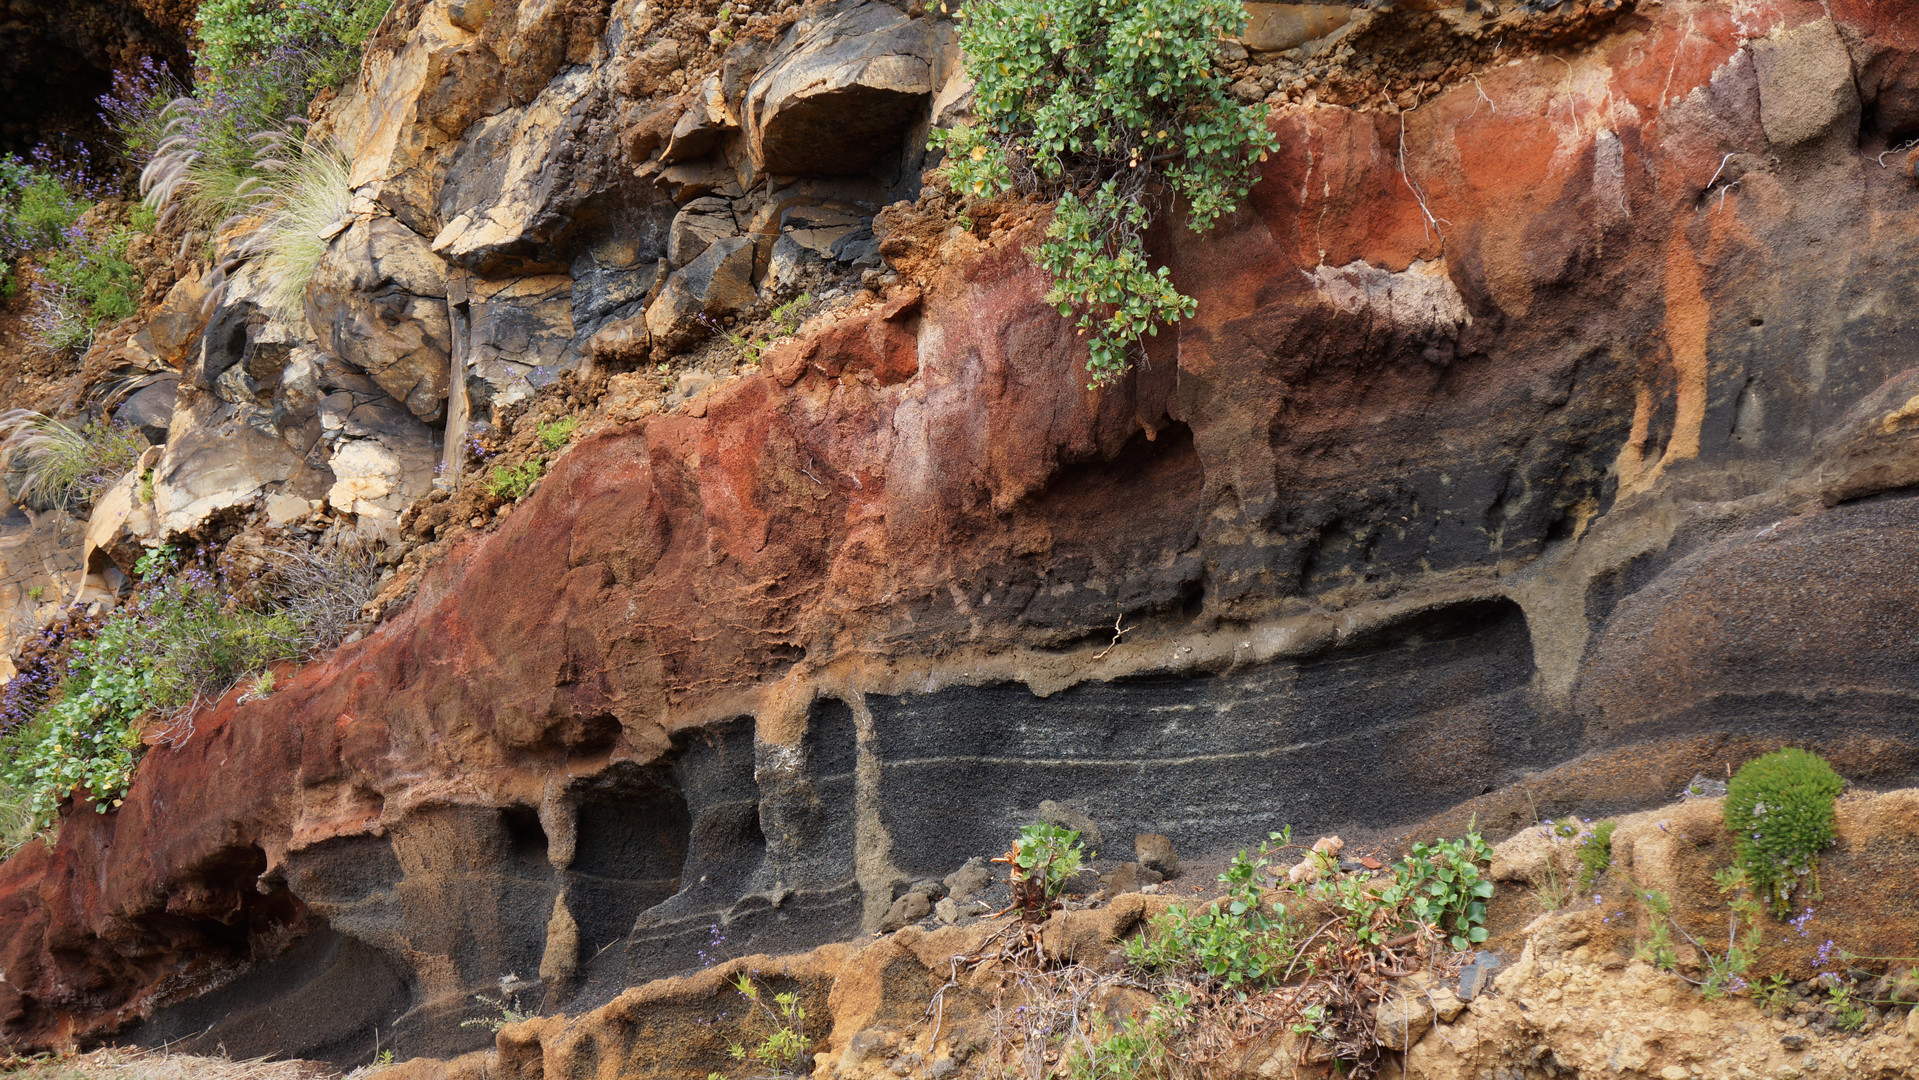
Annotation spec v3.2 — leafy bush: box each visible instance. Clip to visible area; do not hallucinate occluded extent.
[1399,832,1496,950]
[0,153,142,353]
[0,155,89,256]
[31,223,144,354]
[196,0,394,90]
[1126,841,1295,986]
[0,411,148,511]
[997,821,1087,918]
[0,549,300,831]
[1725,748,1845,917]
[934,0,1277,387]
[238,133,352,315]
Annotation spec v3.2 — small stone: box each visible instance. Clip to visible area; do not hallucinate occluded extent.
[934,897,959,924]
[1779,1033,1807,1050]
[1230,76,1266,103]
[1036,800,1102,850]
[879,891,931,933]
[1103,862,1162,895]
[1457,953,1504,1001]
[1905,1004,1919,1041]
[1661,1067,1690,1080]
[1374,993,1433,1050]
[928,1059,958,1080]
[944,857,992,902]
[1428,987,1467,1022]
[1134,834,1180,879]
[907,878,949,902]
[1359,856,1384,870]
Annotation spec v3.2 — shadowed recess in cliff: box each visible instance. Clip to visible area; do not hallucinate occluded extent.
[125,928,410,1064]
[622,710,863,987]
[854,597,1554,881]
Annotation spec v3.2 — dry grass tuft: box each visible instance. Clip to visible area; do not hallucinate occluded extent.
[0,1047,343,1080]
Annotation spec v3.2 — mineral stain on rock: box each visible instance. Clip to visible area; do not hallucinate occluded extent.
[2,0,1919,1075]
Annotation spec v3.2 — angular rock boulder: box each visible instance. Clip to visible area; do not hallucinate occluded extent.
[151,396,302,533]
[645,235,757,350]
[666,196,742,268]
[306,217,453,422]
[744,1,936,175]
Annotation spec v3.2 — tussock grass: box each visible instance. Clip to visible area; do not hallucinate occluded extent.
[0,1047,340,1079]
[0,776,38,862]
[0,410,147,512]
[240,135,352,316]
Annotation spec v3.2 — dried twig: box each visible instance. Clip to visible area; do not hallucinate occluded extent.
[1090,614,1137,661]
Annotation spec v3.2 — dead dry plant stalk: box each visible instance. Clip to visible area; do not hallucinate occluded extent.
[261,534,387,658]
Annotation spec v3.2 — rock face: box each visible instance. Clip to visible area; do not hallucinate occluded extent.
[7,0,1919,1071]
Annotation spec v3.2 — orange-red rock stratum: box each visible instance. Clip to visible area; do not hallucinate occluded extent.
[5,0,1919,1068]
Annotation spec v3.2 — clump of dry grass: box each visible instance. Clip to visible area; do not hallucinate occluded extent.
[0,1047,342,1080]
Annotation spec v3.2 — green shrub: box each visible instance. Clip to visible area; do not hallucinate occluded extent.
[537,417,579,452]
[0,157,87,255]
[196,0,394,89]
[32,224,143,353]
[0,411,148,511]
[934,0,1278,387]
[999,820,1086,918]
[0,551,300,830]
[1724,748,1845,917]
[1127,841,1295,986]
[1400,832,1496,950]
[486,459,545,501]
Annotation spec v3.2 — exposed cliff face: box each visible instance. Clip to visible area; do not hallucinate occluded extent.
[4,0,1919,1069]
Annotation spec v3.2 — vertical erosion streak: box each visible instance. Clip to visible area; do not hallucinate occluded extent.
[846,690,903,930]
[1658,231,1710,468]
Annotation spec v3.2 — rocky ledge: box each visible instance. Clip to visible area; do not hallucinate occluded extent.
[2,0,1919,1072]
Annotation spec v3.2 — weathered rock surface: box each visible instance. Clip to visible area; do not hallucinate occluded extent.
[306,217,454,422]
[7,0,1919,1072]
[320,790,1919,1080]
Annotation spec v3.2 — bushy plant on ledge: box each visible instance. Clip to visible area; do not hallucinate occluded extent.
[0,548,302,831]
[933,0,1278,388]
[1724,747,1845,918]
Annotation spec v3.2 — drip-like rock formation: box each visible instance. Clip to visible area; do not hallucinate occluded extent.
[4,0,1919,1070]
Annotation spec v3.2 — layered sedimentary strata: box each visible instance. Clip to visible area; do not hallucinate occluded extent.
[4,0,1919,1068]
